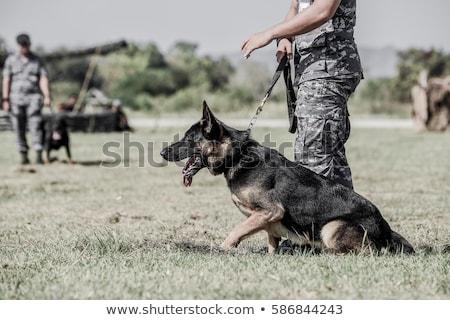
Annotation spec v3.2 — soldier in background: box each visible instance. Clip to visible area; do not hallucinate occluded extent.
[241,0,363,189]
[2,33,52,164]
[111,99,133,132]
[57,94,77,112]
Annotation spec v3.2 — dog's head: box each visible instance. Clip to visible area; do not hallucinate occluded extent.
[160,101,238,187]
[45,114,68,141]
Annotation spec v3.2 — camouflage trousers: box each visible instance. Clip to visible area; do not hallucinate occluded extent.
[9,94,44,153]
[294,76,361,189]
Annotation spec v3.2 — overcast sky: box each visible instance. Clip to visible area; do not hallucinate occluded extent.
[1,0,449,57]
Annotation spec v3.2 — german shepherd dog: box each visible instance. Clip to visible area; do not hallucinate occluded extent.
[160,102,414,254]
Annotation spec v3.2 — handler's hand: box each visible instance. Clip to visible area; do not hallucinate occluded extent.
[276,38,293,62]
[2,101,10,112]
[43,97,52,107]
[241,31,273,59]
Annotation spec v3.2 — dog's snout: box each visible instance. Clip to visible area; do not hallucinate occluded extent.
[160,142,189,162]
[160,148,169,160]
[161,146,177,161]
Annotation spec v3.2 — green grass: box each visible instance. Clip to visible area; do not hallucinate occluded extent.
[0,124,449,299]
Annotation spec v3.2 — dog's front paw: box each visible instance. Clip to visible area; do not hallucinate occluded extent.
[220,241,239,251]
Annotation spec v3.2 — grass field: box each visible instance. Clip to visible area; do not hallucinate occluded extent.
[0,122,449,300]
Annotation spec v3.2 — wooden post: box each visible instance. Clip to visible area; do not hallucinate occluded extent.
[72,46,101,113]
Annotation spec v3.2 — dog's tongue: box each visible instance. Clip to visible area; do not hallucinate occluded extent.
[182,157,195,187]
[183,174,193,187]
[52,131,62,141]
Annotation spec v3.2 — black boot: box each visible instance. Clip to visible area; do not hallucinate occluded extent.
[20,151,30,165]
[36,150,44,165]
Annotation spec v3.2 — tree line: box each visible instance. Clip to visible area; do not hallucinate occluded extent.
[354,48,450,115]
[1,36,450,115]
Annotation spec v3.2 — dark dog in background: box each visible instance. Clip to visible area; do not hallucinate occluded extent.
[160,101,414,255]
[43,114,73,164]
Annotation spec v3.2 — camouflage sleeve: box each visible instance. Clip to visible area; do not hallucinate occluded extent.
[38,57,48,78]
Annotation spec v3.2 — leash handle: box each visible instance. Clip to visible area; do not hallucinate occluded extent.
[283,59,298,134]
[247,54,289,132]
[48,105,56,114]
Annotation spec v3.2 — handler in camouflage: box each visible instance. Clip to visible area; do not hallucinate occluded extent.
[242,0,363,189]
[2,34,52,164]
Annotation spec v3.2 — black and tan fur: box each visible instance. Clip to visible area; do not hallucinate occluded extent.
[160,101,414,254]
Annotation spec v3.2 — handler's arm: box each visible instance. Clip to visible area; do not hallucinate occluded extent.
[242,0,341,59]
[39,76,52,107]
[2,76,11,111]
[276,0,299,61]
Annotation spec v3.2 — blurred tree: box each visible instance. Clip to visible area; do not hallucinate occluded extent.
[116,68,188,97]
[228,61,271,101]
[167,41,234,90]
[167,41,207,87]
[0,36,7,97]
[0,36,8,68]
[47,57,103,88]
[109,41,235,110]
[169,41,198,57]
[145,43,167,69]
[357,78,395,114]
[208,57,234,91]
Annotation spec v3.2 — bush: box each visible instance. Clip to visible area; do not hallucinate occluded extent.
[159,86,208,112]
[108,41,235,112]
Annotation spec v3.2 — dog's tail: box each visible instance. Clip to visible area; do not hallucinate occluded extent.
[388,230,415,254]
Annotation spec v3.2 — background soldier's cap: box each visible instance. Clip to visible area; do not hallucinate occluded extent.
[16,34,31,46]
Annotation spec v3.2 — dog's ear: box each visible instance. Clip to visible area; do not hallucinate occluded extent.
[201,101,222,140]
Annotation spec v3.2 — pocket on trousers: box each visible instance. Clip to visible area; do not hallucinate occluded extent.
[296,116,327,162]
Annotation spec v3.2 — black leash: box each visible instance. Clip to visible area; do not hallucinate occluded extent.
[283,57,298,134]
[247,54,297,133]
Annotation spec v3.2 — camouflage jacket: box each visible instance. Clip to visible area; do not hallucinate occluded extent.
[294,0,363,85]
[2,52,48,105]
